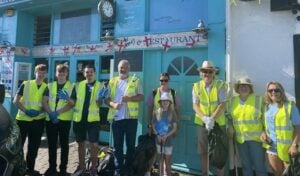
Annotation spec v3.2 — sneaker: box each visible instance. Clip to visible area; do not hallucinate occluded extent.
[44,168,58,176]
[71,167,85,176]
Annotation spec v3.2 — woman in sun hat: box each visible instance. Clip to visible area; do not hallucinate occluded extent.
[152,92,177,176]
[228,77,267,176]
[260,81,300,176]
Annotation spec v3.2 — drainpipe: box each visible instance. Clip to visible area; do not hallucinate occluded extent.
[225,0,232,95]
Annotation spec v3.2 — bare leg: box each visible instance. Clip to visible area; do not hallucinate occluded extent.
[165,155,172,176]
[78,142,86,170]
[201,152,208,176]
[267,153,284,176]
[90,142,99,170]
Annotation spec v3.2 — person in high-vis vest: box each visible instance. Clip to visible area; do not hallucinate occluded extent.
[192,60,227,176]
[42,64,75,176]
[13,64,48,176]
[260,81,300,176]
[228,77,267,176]
[105,59,144,176]
[146,72,181,176]
[147,72,180,133]
[72,65,103,176]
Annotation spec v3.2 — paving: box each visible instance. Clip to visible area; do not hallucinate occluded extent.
[23,134,195,176]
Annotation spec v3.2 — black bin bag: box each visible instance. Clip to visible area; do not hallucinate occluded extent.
[208,123,229,169]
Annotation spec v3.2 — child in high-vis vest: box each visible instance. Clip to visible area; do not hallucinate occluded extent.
[152,92,177,176]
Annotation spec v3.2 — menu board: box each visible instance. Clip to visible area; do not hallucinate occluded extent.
[0,56,13,97]
[116,0,145,34]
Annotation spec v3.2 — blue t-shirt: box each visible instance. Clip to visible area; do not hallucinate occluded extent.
[152,111,176,147]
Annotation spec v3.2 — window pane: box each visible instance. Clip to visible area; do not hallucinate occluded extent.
[171,57,182,72]
[183,56,194,72]
[60,9,91,44]
[186,64,199,76]
[115,51,143,72]
[34,15,51,46]
[101,55,113,74]
[167,65,179,75]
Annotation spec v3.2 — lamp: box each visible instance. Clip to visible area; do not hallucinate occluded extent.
[101,30,114,41]
[0,41,15,51]
[6,8,14,17]
[192,20,209,39]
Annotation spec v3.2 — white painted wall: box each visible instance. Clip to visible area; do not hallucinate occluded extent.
[228,0,298,100]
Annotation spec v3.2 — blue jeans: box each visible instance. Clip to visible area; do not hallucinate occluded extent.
[112,119,138,174]
[237,140,267,176]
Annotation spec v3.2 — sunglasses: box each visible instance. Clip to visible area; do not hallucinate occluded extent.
[267,89,280,93]
[202,70,214,74]
[160,79,169,83]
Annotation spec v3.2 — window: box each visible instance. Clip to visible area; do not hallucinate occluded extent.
[100,55,113,74]
[34,15,51,46]
[101,21,115,41]
[60,9,91,44]
[167,56,198,76]
[115,51,143,72]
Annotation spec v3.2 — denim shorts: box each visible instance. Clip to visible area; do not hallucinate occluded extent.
[73,122,100,143]
[156,144,173,155]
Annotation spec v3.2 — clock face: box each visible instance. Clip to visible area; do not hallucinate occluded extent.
[102,1,114,18]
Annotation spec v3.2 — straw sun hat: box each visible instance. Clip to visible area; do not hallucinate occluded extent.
[197,60,217,72]
[234,77,253,93]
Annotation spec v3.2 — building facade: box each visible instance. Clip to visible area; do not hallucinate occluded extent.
[0,0,225,174]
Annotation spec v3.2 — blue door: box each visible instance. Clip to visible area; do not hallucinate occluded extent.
[162,48,207,174]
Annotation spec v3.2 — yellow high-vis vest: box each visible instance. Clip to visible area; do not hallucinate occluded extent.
[107,76,140,120]
[193,79,226,126]
[16,80,47,121]
[73,80,102,122]
[264,101,294,162]
[47,81,74,121]
[230,94,263,143]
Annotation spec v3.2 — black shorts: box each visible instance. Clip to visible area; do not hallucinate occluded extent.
[73,121,100,143]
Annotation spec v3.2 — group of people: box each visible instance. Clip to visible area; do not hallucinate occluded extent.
[12,60,144,176]
[3,58,300,176]
[193,60,300,176]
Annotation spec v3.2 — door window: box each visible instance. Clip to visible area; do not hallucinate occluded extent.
[167,56,198,76]
[76,60,94,82]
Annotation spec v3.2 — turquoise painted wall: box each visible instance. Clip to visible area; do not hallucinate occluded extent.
[208,0,226,80]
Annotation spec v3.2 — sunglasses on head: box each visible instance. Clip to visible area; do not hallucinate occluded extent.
[160,79,169,82]
[201,70,214,74]
[267,89,280,93]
